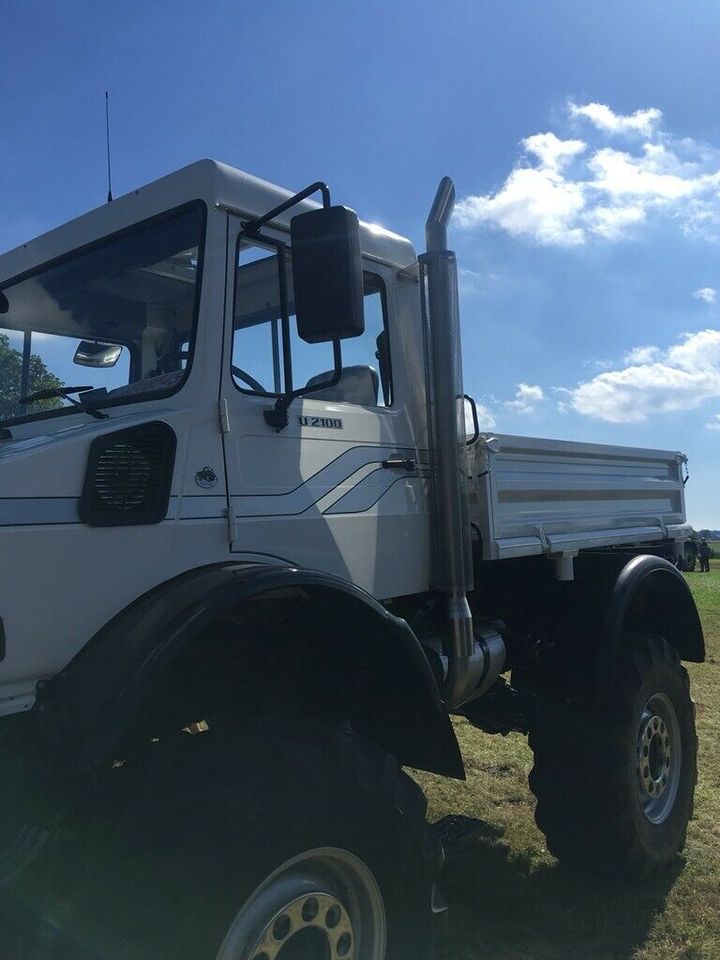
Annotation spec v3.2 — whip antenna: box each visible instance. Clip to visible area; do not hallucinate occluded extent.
[105,90,113,202]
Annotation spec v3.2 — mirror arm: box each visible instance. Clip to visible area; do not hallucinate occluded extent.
[277,243,294,394]
[263,339,343,433]
[241,181,331,234]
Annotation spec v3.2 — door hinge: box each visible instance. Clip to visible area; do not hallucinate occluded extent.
[219,399,231,434]
[225,506,237,545]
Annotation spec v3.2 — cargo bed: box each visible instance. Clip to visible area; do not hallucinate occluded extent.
[468,433,690,563]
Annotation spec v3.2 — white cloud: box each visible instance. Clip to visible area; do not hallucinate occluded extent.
[624,345,661,364]
[458,266,499,297]
[455,133,587,246]
[569,102,662,138]
[455,102,720,246]
[587,144,710,201]
[666,327,720,370]
[584,357,616,371]
[464,386,545,430]
[519,383,545,402]
[524,132,587,171]
[585,203,646,240]
[694,287,717,304]
[564,328,720,422]
[472,402,496,430]
[707,414,720,431]
[506,382,545,413]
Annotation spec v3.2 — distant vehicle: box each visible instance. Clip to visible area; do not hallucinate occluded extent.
[0,161,705,959]
[680,537,699,571]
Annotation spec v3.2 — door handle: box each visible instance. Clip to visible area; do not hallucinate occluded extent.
[382,456,417,471]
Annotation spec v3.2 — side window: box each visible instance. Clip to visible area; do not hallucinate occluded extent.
[232,239,392,407]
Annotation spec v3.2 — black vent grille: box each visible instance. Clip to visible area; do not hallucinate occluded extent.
[80,422,176,526]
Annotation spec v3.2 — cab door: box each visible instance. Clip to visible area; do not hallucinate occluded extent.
[220,214,426,599]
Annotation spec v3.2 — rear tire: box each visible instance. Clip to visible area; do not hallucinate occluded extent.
[528,635,697,874]
[84,718,444,960]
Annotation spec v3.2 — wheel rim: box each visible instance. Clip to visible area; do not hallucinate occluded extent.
[635,692,682,825]
[215,847,387,960]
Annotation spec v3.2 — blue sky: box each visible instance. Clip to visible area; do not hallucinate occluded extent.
[2,0,720,526]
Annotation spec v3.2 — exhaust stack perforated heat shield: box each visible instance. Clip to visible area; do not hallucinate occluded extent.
[419,249,473,594]
[421,178,487,708]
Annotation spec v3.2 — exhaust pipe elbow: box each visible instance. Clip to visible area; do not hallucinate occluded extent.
[425,176,455,252]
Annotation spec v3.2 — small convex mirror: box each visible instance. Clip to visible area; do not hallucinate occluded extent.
[73,340,123,368]
[291,205,365,344]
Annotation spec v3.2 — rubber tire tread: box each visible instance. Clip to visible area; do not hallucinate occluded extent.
[0,718,49,886]
[528,635,697,875]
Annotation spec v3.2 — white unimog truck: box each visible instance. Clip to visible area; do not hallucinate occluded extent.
[0,161,704,959]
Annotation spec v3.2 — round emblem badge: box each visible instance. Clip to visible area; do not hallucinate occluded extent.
[195,467,218,489]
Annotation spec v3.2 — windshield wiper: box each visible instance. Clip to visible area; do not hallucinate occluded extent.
[19,386,109,420]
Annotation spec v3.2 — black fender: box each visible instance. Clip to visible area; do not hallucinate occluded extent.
[597,554,704,700]
[37,563,464,779]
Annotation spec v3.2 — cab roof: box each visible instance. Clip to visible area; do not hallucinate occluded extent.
[0,159,418,283]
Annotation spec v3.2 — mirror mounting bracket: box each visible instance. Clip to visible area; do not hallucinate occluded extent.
[263,395,292,432]
[263,338,343,432]
[241,181,331,235]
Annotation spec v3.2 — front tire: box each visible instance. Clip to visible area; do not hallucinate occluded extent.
[0,718,49,886]
[85,718,444,960]
[529,635,697,874]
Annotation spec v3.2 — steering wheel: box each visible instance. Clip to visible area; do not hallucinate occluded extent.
[231,364,267,393]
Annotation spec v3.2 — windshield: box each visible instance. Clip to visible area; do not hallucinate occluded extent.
[0,202,204,425]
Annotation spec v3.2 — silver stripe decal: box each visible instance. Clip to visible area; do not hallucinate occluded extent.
[0,498,79,525]
[179,495,227,519]
[324,467,418,515]
[231,445,416,518]
[0,445,418,526]
[0,496,225,526]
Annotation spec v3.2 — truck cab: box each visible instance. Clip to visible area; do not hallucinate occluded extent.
[0,160,433,717]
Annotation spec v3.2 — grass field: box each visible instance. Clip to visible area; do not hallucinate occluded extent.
[413,562,720,960]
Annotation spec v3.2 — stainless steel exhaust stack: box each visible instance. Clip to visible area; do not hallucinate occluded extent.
[420,178,486,707]
[425,176,456,251]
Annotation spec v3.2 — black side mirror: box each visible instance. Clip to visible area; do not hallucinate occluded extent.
[291,206,365,344]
